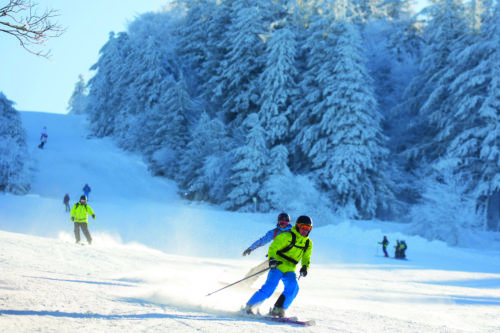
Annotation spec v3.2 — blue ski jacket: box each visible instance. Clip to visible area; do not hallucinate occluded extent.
[248,224,292,251]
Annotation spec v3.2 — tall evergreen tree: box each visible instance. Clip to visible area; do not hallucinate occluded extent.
[258,19,298,147]
[86,32,132,137]
[211,0,266,129]
[442,1,500,229]
[397,0,468,162]
[67,74,88,115]
[225,113,268,211]
[0,93,30,194]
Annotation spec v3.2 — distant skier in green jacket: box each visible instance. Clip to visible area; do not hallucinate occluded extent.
[378,236,389,257]
[70,195,95,245]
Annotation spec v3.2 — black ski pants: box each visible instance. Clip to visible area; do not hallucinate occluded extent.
[74,222,92,244]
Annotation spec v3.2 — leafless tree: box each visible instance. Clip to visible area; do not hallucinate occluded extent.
[0,0,64,58]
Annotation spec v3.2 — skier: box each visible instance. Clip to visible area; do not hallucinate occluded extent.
[240,213,293,287]
[399,240,408,259]
[83,184,91,201]
[394,240,401,259]
[70,195,96,245]
[38,126,48,149]
[378,236,389,257]
[244,215,313,318]
[242,212,292,256]
[63,193,70,212]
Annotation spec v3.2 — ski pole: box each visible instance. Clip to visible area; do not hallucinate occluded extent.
[206,267,270,297]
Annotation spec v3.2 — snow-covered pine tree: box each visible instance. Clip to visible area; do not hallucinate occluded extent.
[211,0,266,130]
[291,9,331,174]
[146,76,191,180]
[314,19,392,219]
[397,0,468,163]
[258,19,298,147]
[442,0,500,230]
[225,113,268,211]
[180,112,234,203]
[67,74,88,115]
[86,32,132,137]
[0,93,30,194]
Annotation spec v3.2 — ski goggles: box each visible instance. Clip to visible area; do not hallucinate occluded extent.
[278,220,290,227]
[296,224,312,232]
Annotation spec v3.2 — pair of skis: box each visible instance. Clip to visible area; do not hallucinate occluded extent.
[249,314,315,326]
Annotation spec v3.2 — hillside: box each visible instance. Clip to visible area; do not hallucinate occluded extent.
[0,111,499,332]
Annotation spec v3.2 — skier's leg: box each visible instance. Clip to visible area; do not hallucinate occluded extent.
[74,223,81,243]
[247,269,282,306]
[280,271,299,309]
[81,223,92,244]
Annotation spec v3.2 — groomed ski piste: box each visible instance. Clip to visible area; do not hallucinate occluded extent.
[1,111,500,332]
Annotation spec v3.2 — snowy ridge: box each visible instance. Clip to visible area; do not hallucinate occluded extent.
[0,111,500,332]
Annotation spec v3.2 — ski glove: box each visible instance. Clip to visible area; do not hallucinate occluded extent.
[300,265,308,277]
[71,217,75,222]
[269,258,282,269]
[242,248,252,256]
[92,214,96,219]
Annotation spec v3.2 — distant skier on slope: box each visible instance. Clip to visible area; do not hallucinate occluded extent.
[395,240,401,258]
[240,213,293,287]
[378,236,389,257]
[83,184,91,201]
[244,216,313,318]
[38,126,48,149]
[399,240,408,259]
[63,193,70,212]
[70,195,96,245]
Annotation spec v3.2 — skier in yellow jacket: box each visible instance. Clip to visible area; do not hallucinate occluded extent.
[244,216,313,318]
[70,195,96,244]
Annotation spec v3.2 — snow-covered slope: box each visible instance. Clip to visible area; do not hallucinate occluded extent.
[0,111,500,332]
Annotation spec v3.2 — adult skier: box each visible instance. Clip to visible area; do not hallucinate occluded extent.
[242,212,292,256]
[244,215,313,318]
[70,195,96,245]
[38,126,48,149]
[399,240,408,259]
[63,193,70,212]
[378,236,389,257]
[395,240,401,258]
[83,184,91,201]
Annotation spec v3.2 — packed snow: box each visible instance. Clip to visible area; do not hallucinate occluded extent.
[1,111,500,332]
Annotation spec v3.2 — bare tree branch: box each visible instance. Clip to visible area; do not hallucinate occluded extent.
[0,0,65,59]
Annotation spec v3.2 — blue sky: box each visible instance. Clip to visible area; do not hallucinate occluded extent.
[0,0,171,114]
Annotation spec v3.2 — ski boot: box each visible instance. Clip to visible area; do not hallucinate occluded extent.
[243,304,256,315]
[269,306,285,318]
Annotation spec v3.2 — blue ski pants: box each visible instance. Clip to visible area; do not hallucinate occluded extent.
[247,268,299,309]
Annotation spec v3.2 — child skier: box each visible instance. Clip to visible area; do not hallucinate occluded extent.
[240,213,293,287]
[242,212,292,256]
[70,195,96,245]
[244,216,313,318]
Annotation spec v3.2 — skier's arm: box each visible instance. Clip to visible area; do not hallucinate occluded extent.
[248,229,275,251]
[87,205,95,219]
[301,239,313,269]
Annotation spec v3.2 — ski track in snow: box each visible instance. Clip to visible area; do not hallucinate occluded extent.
[0,111,499,332]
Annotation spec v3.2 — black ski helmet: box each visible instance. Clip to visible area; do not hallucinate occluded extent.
[295,215,313,235]
[277,212,290,223]
[80,195,87,201]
